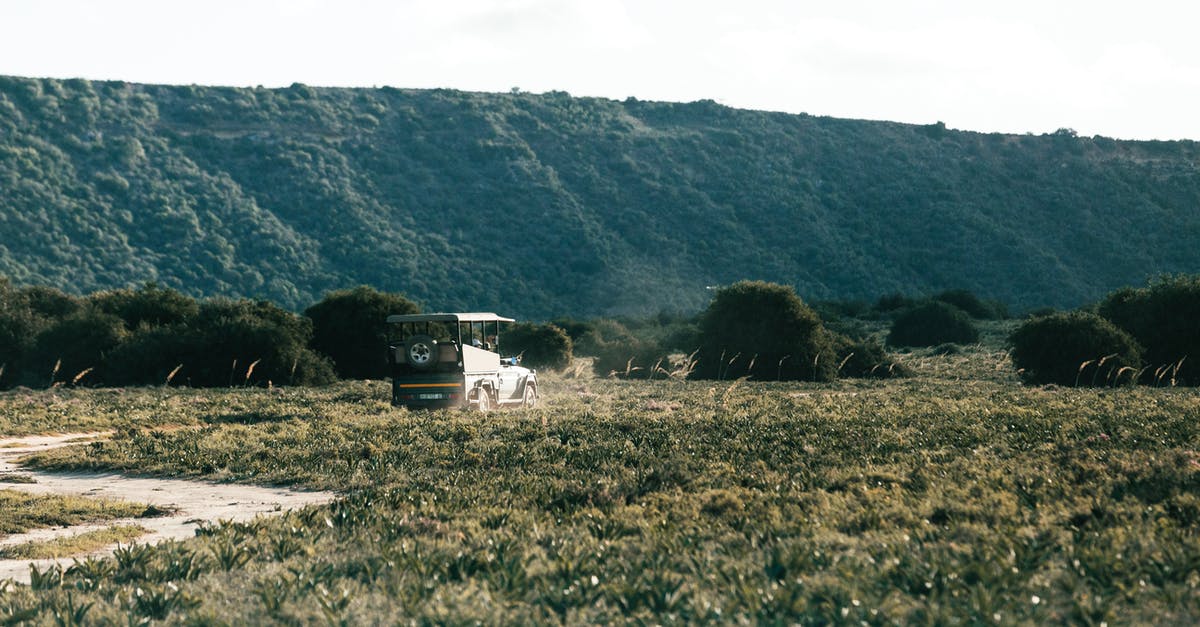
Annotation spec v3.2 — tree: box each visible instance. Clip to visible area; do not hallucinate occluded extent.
[693,281,835,381]
[304,286,419,379]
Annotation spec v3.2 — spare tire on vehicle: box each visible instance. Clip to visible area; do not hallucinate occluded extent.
[406,334,439,370]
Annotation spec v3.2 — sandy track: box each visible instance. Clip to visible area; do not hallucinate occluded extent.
[0,433,336,584]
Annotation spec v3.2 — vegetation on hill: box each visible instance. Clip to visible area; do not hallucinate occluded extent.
[2,76,1200,317]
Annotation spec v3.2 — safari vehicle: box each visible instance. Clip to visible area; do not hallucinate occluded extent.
[386,313,537,410]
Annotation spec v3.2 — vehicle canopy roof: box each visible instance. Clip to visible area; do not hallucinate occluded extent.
[386,312,516,324]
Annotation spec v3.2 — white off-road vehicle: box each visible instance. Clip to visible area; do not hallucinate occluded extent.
[386,313,537,411]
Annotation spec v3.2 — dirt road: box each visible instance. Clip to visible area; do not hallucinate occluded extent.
[0,433,336,583]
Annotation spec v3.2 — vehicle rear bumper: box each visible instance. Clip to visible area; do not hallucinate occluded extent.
[391,375,466,408]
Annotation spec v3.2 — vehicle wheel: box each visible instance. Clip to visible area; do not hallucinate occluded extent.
[476,388,492,412]
[522,384,537,408]
[406,334,438,370]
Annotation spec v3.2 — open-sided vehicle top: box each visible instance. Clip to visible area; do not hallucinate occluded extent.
[387,312,537,410]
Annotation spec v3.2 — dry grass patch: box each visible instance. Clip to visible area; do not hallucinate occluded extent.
[0,524,150,559]
[0,490,151,536]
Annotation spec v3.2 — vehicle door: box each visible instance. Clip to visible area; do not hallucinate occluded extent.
[497,363,521,401]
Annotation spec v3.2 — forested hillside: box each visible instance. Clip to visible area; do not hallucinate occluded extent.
[2,75,1198,317]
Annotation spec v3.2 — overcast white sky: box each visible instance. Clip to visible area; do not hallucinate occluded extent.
[2,0,1197,140]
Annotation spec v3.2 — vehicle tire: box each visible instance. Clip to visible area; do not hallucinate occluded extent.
[406,334,438,370]
[476,387,492,413]
[522,383,537,408]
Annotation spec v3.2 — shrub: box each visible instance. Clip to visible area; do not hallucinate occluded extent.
[1009,311,1142,386]
[593,339,674,379]
[500,322,572,370]
[548,317,593,348]
[104,325,195,386]
[91,283,199,329]
[887,301,979,347]
[693,281,835,381]
[578,319,672,379]
[186,299,336,387]
[828,331,909,379]
[1098,276,1200,385]
[19,285,84,319]
[30,310,129,385]
[0,286,42,385]
[873,293,916,316]
[304,286,419,379]
[933,289,1007,319]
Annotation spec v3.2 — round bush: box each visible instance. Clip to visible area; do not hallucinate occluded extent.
[31,310,129,385]
[1009,311,1142,386]
[1098,276,1200,385]
[91,283,198,329]
[694,281,835,381]
[933,289,1006,320]
[887,301,979,347]
[828,331,909,379]
[304,286,419,379]
[501,322,573,370]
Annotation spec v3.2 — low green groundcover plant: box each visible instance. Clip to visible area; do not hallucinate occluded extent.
[1,362,1198,623]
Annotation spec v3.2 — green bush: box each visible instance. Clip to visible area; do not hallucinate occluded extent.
[184,299,336,387]
[693,281,835,381]
[872,293,916,316]
[1009,311,1142,386]
[1098,276,1200,385]
[500,322,572,370]
[933,289,1007,319]
[548,317,593,348]
[30,310,129,385]
[104,325,195,386]
[578,319,672,379]
[887,301,979,347]
[828,332,909,379]
[91,283,199,329]
[304,286,419,379]
[19,285,84,319]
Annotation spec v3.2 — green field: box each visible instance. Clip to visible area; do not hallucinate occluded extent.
[2,342,1199,624]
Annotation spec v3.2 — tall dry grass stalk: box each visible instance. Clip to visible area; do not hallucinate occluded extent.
[1154,364,1169,387]
[48,358,62,387]
[71,367,94,386]
[837,352,855,375]
[1075,359,1096,387]
[724,352,741,381]
[811,351,822,382]
[228,359,238,387]
[1113,366,1136,386]
[677,349,700,379]
[1092,353,1118,387]
[165,364,183,387]
[1171,356,1187,387]
[564,359,589,379]
[244,359,262,385]
[0,362,5,383]
[649,357,665,381]
[777,355,791,381]
[720,376,749,407]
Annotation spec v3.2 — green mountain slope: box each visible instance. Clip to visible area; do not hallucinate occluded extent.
[1,76,1198,317]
